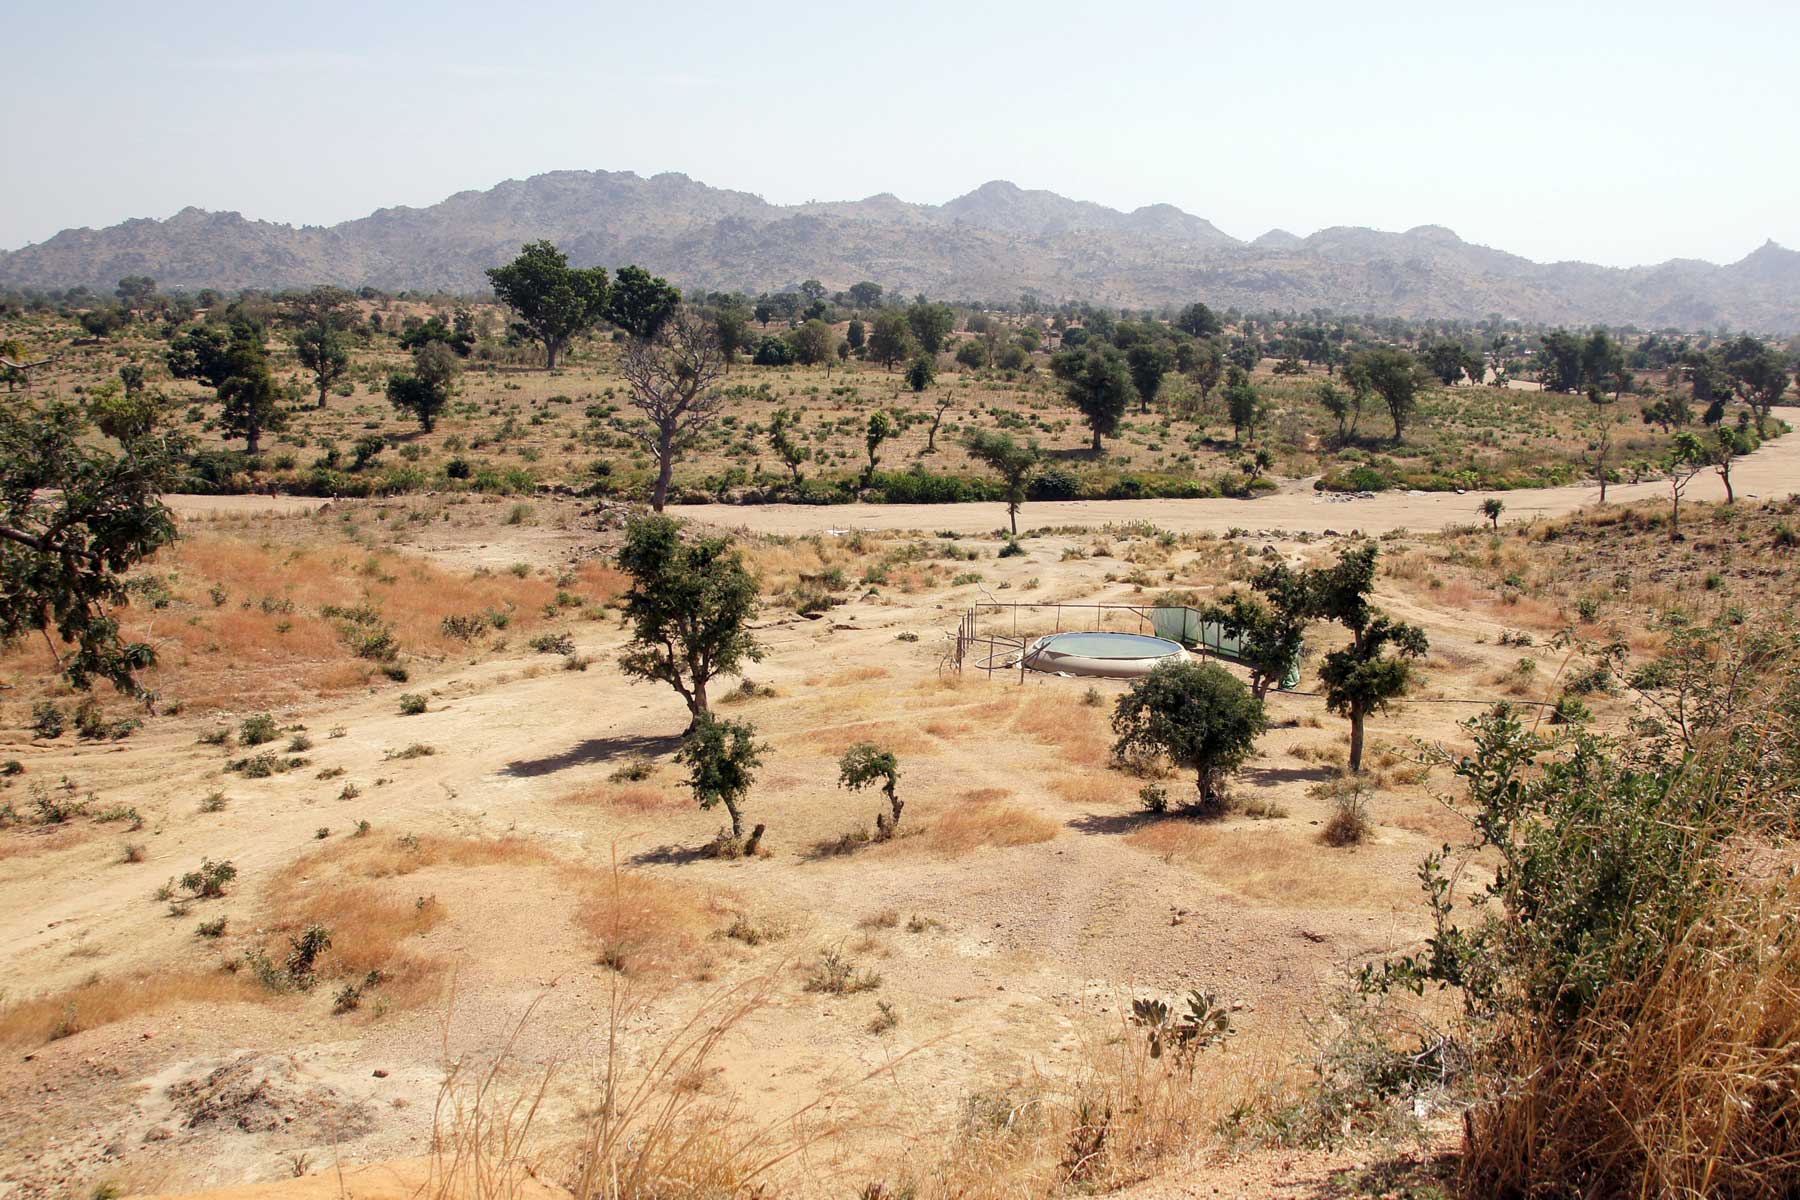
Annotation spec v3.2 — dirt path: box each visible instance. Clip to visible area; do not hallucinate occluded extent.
[684,407,1800,537]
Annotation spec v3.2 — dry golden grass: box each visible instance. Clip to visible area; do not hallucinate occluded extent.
[0,970,262,1047]
[261,833,559,1006]
[1463,874,1800,1199]
[1124,821,1413,909]
[792,719,933,758]
[556,783,683,814]
[576,867,730,978]
[1049,773,1137,807]
[908,800,1059,858]
[0,531,625,714]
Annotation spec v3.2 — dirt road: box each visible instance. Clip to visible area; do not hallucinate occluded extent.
[686,407,1800,537]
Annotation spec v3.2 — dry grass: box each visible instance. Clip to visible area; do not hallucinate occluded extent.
[909,800,1059,858]
[1461,873,1800,1199]
[1049,773,1137,807]
[0,531,625,715]
[1124,822,1412,909]
[556,783,682,814]
[793,719,933,758]
[261,834,559,1006]
[575,867,727,977]
[0,970,261,1047]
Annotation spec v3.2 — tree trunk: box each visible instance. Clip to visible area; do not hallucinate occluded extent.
[744,823,765,856]
[652,432,676,512]
[1091,428,1102,453]
[723,796,744,840]
[544,339,559,370]
[1008,502,1019,535]
[1721,467,1734,504]
[317,385,329,409]
[1348,710,1366,774]
[246,428,260,455]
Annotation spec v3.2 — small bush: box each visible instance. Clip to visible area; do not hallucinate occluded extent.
[397,693,428,716]
[178,858,237,900]
[1316,778,1373,846]
[30,702,66,739]
[238,713,278,746]
[529,631,575,655]
[199,791,228,812]
[803,947,882,995]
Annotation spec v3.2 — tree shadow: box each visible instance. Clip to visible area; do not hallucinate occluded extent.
[499,732,682,779]
[1239,763,1337,787]
[1065,809,1156,836]
[626,841,717,867]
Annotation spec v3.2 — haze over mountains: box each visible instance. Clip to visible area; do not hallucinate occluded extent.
[3,169,1797,331]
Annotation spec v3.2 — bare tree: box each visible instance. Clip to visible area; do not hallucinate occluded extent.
[620,308,727,511]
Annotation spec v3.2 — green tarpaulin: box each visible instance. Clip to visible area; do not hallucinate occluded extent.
[1150,607,1301,689]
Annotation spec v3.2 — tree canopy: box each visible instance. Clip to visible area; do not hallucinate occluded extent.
[485,241,610,369]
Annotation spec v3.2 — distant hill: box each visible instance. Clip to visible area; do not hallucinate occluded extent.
[3,169,1796,331]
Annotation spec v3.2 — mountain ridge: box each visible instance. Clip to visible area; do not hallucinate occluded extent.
[2,169,1795,330]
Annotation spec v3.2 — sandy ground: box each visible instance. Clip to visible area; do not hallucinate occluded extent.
[686,408,1800,536]
[6,422,1789,1199]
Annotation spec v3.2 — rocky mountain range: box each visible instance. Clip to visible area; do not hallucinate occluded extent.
[4,170,1797,331]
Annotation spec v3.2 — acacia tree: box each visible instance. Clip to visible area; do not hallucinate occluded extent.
[168,322,284,453]
[925,390,955,453]
[1348,347,1427,443]
[905,355,934,394]
[838,742,902,838]
[619,308,727,511]
[386,341,460,431]
[1199,560,1311,700]
[1481,497,1505,530]
[677,713,766,852]
[964,430,1041,535]
[790,319,838,367]
[293,323,350,409]
[485,241,610,369]
[1188,340,1224,408]
[1312,545,1428,773]
[1317,380,1360,442]
[906,302,956,355]
[1126,342,1172,413]
[1,397,181,699]
[767,407,810,484]
[616,514,764,729]
[1060,347,1133,452]
[1112,660,1267,813]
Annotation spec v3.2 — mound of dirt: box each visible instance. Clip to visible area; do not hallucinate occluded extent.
[162,1054,374,1142]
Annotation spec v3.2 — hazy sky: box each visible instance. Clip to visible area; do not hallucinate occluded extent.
[5,0,1797,267]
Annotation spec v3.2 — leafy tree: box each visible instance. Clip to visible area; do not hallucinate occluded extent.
[711,301,752,366]
[79,307,129,338]
[115,275,157,315]
[1707,424,1751,504]
[616,514,764,728]
[1199,559,1311,700]
[485,241,610,369]
[838,742,903,838]
[1175,302,1222,338]
[1,397,181,697]
[87,379,162,442]
[1126,342,1172,413]
[847,282,884,309]
[1188,339,1224,407]
[605,264,681,341]
[1580,329,1628,397]
[1425,339,1474,386]
[1640,393,1691,433]
[282,285,357,331]
[1481,497,1505,529]
[1063,347,1134,452]
[1347,346,1427,443]
[385,341,459,432]
[798,279,827,305]
[955,340,988,370]
[964,430,1042,535]
[293,323,351,409]
[398,313,475,357]
[863,411,894,486]
[676,713,765,848]
[1317,379,1360,441]
[1664,431,1710,539]
[767,407,810,484]
[1112,660,1266,811]
[905,355,934,393]
[1536,330,1584,393]
[845,318,866,352]
[752,335,794,367]
[867,311,915,371]
[925,390,955,453]
[1312,544,1428,773]
[1223,365,1262,442]
[789,318,838,366]
[906,302,956,355]
[168,322,284,453]
[1719,335,1789,436]
[620,309,727,511]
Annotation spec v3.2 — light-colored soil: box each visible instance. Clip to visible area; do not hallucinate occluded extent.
[687,406,1800,536]
[4,433,1795,1200]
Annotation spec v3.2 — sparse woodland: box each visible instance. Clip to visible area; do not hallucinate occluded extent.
[1,260,1799,1199]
